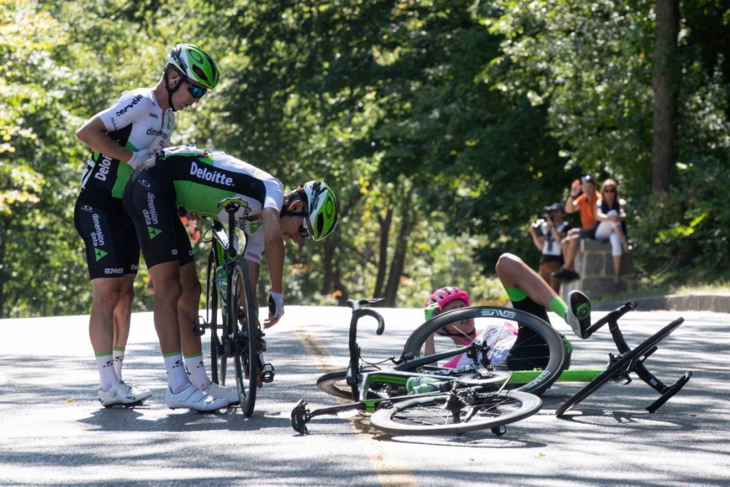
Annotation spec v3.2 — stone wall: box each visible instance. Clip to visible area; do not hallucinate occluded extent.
[561,239,637,301]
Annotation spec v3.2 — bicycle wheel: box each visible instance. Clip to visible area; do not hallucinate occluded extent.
[401,306,566,396]
[370,390,542,436]
[230,260,258,417]
[555,318,684,417]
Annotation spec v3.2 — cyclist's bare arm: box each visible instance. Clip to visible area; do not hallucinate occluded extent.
[76,116,136,164]
[246,259,260,307]
[261,208,284,295]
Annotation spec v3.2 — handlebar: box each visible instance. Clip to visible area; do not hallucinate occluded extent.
[344,298,386,393]
[583,301,637,339]
[346,298,385,357]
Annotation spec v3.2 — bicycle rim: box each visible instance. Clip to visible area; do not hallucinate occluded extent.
[370,390,542,436]
[231,262,258,417]
[402,306,566,396]
[556,319,684,417]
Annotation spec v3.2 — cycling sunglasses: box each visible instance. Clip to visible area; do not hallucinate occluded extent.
[185,79,208,99]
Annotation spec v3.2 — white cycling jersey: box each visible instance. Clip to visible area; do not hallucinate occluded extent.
[442,322,519,368]
[80,88,176,198]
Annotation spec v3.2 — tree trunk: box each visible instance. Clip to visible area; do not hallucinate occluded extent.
[373,206,393,298]
[383,192,415,307]
[651,0,680,194]
[320,191,362,298]
[320,235,336,294]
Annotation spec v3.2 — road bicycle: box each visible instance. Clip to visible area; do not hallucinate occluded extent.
[292,299,692,434]
[395,300,691,416]
[192,197,274,417]
[291,299,556,436]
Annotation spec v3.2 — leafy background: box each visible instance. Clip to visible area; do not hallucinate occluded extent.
[1,0,728,317]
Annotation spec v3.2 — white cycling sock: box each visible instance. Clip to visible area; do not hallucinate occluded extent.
[96,352,118,391]
[184,353,210,391]
[112,348,125,380]
[163,351,189,394]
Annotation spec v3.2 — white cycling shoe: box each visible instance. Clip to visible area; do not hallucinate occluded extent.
[166,383,229,412]
[203,382,240,405]
[98,380,151,407]
[566,290,592,339]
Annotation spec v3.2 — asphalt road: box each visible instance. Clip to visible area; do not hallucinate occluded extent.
[0,305,728,486]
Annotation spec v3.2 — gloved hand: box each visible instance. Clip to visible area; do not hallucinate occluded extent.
[265,292,284,328]
[127,149,155,170]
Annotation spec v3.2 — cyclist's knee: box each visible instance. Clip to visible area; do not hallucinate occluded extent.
[92,280,123,310]
[154,278,182,305]
[117,286,135,308]
[495,253,524,281]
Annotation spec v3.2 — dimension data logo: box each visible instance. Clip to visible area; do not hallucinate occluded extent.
[147,226,162,240]
[94,249,108,261]
[190,161,234,186]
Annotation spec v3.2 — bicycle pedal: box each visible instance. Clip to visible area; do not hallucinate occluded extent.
[260,363,276,383]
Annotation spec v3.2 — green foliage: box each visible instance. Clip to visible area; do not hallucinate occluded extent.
[2,0,729,317]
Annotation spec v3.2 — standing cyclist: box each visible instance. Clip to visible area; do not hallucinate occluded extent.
[74,45,220,407]
[123,145,339,411]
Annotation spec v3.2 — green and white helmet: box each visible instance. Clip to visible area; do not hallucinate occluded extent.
[166,44,220,90]
[303,181,339,241]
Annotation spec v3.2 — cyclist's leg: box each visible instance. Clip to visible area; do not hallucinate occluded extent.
[89,277,123,389]
[111,215,140,378]
[496,253,590,339]
[75,197,130,396]
[496,253,581,366]
[495,253,556,319]
[124,172,187,391]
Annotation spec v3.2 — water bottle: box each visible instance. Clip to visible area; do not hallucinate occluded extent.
[405,376,442,394]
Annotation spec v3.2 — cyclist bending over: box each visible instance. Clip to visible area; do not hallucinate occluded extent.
[423,253,592,369]
[123,145,339,412]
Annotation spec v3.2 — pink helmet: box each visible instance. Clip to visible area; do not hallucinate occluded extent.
[425,286,470,312]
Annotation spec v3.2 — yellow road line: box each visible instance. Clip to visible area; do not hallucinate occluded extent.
[295,328,418,487]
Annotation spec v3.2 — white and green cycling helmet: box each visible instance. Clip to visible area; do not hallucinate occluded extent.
[166,43,220,90]
[303,181,339,241]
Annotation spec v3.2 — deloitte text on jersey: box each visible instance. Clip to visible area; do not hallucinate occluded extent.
[191,162,234,186]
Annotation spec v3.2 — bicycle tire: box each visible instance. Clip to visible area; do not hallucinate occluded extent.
[316,367,394,401]
[231,260,258,417]
[555,318,684,417]
[402,306,566,396]
[369,390,542,436]
[316,371,354,400]
[208,251,221,385]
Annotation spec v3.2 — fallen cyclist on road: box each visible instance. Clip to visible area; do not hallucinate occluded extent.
[421,253,592,372]
[123,145,339,412]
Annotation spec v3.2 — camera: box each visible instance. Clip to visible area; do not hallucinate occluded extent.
[531,218,546,229]
[543,206,556,216]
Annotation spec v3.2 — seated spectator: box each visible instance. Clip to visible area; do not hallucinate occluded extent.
[595,179,631,285]
[553,175,601,282]
[528,203,571,293]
